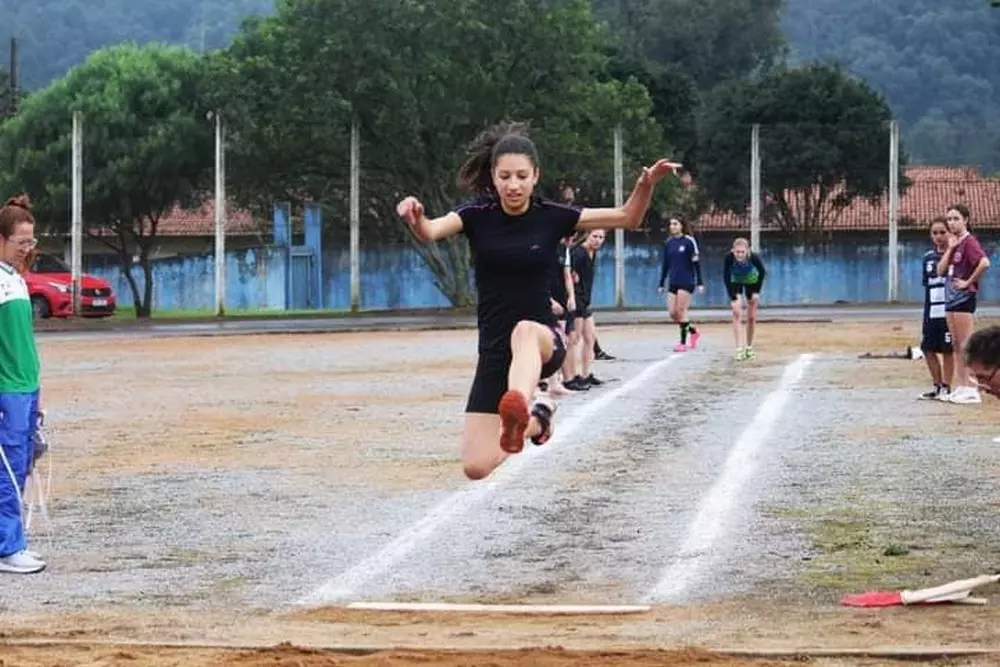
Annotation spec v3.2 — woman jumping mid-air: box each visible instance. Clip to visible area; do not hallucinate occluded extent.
[396,122,679,480]
[658,215,703,352]
[722,237,766,360]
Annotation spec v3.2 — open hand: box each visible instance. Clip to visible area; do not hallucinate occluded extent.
[639,159,684,186]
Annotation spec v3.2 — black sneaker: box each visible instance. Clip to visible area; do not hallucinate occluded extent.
[917,386,939,400]
[595,350,616,361]
[564,376,590,391]
[585,374,604,387]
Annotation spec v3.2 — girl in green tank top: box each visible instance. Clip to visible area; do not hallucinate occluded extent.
[0,194,46,574]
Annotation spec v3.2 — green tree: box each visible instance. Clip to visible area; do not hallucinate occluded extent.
[697,63,904,239]
[0,42,214,317]
[214,0,670,307]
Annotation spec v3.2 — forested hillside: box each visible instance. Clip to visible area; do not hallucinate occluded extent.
[781,0,1000,171]
[4,0,1000,169]
[1,0,273,89]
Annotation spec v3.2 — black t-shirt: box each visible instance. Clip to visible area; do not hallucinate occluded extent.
[570,244,596,306]
[456,196,581,355]
[550,243,572,306]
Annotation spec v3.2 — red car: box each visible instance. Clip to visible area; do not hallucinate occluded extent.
[24,253,117,319]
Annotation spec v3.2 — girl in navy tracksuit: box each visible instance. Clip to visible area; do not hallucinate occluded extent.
[657,216,703,352]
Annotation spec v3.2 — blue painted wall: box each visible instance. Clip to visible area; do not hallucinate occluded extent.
[88,233,1000,312]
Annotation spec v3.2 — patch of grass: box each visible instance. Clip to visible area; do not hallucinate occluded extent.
[799,515,935,591]
[759,502,939,592]
[883,543,911,556]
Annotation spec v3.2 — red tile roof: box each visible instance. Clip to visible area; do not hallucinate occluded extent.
[156,200,260,237]
[695,165,1000,233]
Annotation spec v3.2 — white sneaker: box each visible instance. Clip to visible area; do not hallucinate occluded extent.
[0,549,46,574]
[949,386,982,405]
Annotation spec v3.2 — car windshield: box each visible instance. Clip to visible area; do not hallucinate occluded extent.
[32,254,71,273]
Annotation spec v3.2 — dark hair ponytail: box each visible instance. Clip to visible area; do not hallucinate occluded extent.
[456,121,539,195]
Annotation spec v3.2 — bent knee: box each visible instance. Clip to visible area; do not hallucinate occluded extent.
[463,462,495,480]
[510,320,546,345]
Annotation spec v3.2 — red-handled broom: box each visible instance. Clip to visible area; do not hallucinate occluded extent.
[840,574,1000,608]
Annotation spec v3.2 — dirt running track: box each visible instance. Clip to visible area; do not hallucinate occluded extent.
[4,320,1000,666]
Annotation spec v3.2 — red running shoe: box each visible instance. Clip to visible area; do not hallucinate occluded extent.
[498,390,530,454]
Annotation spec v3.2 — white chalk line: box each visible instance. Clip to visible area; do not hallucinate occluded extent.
[298,353,685,606]
[644,353,815,603]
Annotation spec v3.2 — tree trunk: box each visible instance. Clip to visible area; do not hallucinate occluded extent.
[117,250,145,318]
[136,236,154,318]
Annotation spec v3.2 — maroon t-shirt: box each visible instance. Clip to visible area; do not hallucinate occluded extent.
[948,233,987,291]
[944,232,986,310]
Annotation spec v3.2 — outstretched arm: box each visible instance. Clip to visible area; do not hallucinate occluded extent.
[396,196,464,242]
[577,160,682,231]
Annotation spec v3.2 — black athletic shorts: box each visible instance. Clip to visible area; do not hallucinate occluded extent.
[945,293,977,314]
[668,284,696,295]
[554,299,574,334]
[465,325,567,414]
[576,300,592,319]
[563,311,575,334]
[728,283,761,301]
[920,318,953,354]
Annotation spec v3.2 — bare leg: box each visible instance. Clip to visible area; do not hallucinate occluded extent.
[462,414,507,480]
[561,330,578,380]
[675,290,693,347]
[461,322,562,479]
[947,312,975,389]
[508,321,554,401]
[581,316,596,379]
[676,290,692,324]
[548,322,571,396]
[746,296,759,347]
[730,298,742,348]
[942,352,954,388]
[923,353,943,386]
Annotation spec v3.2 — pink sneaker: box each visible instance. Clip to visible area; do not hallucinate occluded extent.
[689,331,700,349]
[673,342,688,353]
